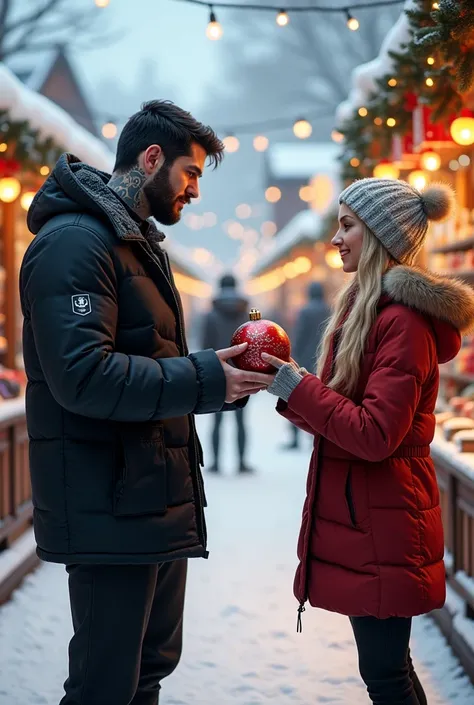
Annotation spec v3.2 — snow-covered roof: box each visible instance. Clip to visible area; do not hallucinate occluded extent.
[0,61,113,170]
[251,209,323,277]
[266,142,341,180]
[0,61,209,285]
[335,0,413,126]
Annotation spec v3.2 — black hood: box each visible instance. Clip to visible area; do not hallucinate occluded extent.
[212,287,248,317]
[27,153,165,245]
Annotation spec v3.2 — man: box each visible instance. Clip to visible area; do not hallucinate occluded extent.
[282,281,330,450]
[201,273,254,474]
[20,100,274,705]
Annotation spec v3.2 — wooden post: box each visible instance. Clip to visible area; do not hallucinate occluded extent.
[2,199,17,369]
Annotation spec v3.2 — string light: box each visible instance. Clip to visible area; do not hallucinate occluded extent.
[0,142,7,152]
[276,9,289,26]
[0,177,21,203]
[206,6,223,40]
[408,170,428,191]
[358,107,368,117]
[236,203,252,219]
[346,10,360,31]
[95,0,110,6]
[223,135,240,152]
[265,186,282,203]
[420,150,441,172]
[20,191,36,211]
[331,130,344,143]
[253,135,269,152]
[449,160,459,171]
[427,57,435,65]
[299,185,314,202]
[374,117,383,126]
[432,2,439,9]
[426,77,434,87]
[459,154,471,167]
[386,117,397,127]
[293,118,312,139]
[388,78,397,87]
[350,157,360,167]
[373,161,399,179]
[450,116,474,146]
[101,121,117,139]
[261,221,277,237]
[40,165,50,176]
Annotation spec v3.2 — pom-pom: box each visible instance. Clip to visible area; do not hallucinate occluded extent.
[421,184,456,222]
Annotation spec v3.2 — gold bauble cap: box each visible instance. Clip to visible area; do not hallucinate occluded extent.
[249,308,261,321]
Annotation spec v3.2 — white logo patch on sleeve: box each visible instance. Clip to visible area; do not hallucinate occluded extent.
[72,294,92,316]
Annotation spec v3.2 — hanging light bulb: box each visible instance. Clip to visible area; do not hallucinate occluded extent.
[408,170,428,191]
[206,6,223,40]
[253,135,269,152]
[276,10,289,26]
[373,161,400,180]
[101,121,118,139]
[346,10,360,31]
[223,135,239,153]
[0,177,21,203]
[293,118,312,139]
[20,190,36,211]
[420,150,441,172]
[450,115,474,146]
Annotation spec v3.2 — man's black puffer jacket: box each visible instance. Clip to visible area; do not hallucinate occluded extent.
[20,153,228,565]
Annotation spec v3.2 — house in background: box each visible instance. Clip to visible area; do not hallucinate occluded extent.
[8,45,100,137]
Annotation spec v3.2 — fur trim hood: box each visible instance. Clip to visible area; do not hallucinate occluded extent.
[383,265,474,334]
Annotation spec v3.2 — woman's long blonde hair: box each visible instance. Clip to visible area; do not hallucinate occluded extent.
[316,226,396,398]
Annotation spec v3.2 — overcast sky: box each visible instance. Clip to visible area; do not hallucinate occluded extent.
[77,0,220,112]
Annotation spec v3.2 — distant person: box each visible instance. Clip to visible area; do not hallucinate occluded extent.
[282,281,330,450]
[201,273,254,474]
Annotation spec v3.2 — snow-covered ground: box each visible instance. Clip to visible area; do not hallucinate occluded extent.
[1,393,473,704]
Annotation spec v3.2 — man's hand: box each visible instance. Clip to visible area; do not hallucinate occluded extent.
[216,343,276,403]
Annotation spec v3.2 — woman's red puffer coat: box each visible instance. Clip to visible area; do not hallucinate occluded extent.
[279,266,474,619]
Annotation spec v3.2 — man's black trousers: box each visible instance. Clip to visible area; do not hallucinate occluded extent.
[59,560,188,705]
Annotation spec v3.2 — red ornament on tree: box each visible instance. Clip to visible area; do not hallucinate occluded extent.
[230,308,291,373]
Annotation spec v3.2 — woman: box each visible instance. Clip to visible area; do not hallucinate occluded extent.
[262,178,474,705]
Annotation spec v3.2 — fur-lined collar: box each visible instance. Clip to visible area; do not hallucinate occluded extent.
[382,265,474,333]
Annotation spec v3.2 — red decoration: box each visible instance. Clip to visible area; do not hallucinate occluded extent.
[412,105,452,151]
[392,133,417,169]
[0,158,21,177]
[230,309,291,373]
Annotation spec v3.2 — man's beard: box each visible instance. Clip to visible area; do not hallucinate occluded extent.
[143,163,185,226]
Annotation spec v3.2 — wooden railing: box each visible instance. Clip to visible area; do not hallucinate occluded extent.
[431,438,474,620]
[0,398,32,553]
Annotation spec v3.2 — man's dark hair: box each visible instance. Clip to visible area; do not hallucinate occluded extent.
[219,273,237,289]
[113,100,225,172]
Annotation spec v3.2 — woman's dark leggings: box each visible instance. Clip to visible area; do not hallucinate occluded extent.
[350,616,428,705]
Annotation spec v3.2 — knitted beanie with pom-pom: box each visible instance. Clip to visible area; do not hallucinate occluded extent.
[339,178,456,265]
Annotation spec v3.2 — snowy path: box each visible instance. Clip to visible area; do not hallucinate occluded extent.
[1,393,474,704]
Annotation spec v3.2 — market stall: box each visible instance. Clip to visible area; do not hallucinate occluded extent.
[334,0,474,678]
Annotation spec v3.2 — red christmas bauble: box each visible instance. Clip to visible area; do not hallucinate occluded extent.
[230,308,291,373]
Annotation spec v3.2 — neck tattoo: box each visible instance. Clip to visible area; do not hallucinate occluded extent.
[109,166,148,218]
